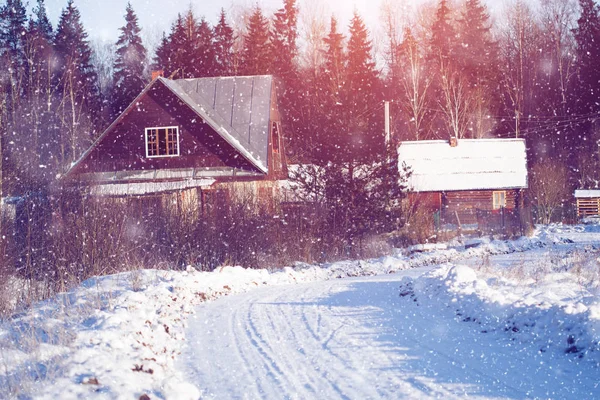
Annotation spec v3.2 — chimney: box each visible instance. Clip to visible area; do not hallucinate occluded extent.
[449,136,458,147]
[151,70,164,80]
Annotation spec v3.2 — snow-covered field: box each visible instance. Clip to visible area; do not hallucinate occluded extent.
[1,225,599,399]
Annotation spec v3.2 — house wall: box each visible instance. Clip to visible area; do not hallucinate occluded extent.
[76,84,258,175]
[407,192,442,211]
[267,84,287,181]
[444,189,519,225]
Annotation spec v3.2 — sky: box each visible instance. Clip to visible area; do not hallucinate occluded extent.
[41,0,382,43]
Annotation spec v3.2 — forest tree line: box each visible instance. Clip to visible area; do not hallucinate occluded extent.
[1,0,600,195]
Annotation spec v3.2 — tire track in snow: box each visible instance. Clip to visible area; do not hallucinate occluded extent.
[179,272,593,399]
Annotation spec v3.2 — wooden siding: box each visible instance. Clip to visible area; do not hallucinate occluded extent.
[75,84,260,175]
[444,190,519,225]
[576,198,600,217]
[408,192,442,211]
[266,84,287,180]
[213,180,280,210]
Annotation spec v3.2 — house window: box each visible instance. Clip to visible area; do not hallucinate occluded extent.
[145,126,179,158]
[493,191,506,210]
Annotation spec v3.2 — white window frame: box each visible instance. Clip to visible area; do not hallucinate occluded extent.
[493,190,506,210]
[144,126,180,158]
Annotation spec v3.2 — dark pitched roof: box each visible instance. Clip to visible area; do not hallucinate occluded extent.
[66,75,274,177]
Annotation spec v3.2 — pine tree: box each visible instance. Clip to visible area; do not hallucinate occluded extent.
[457,0,497,83]
[180,8,199,78]
[457,0,500,138]
[271,0,298,81]
[193,18,215,77]
[0,0,27,60]
[0,0,28,113]
[344,11,381,159]
[574,0,600,115]
[24,0,57,174]
[271,0,303,156]
[112,2,147,116]
[213,9,234,76]
[153,32,172,76]
[429,0,455,65]
[241,6,272,75]
[155,10,212,79]
[322,16,345,104]
[570,0,600,171]
[154,13,187,78]
[318,16,346,161]
[54,0,100,166]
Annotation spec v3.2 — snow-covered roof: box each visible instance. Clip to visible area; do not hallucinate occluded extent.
[574,190,600,198]
[398,138,528,192]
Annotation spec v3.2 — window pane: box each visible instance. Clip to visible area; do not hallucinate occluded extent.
[158,128,167,155]
[146,127,178,157]
[147,129,158,156]
[167,128,177,155]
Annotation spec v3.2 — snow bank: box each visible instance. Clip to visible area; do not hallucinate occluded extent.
[399,263,600,364]
[0,227,577,398]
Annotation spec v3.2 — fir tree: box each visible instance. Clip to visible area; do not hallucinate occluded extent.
[457,0,500,138]
[154,13,187,78]
[180,8,198,77]
[53,0,100,165]
[24,0,57,174]
[153,32,172,76]
[193,18,215,77]
[429,0,455,65]
[574,0,600,115]
[112,2,147,116]
[271,0,303,155]
[0,0,27,60]
[344,11,381,159]
[457,0,498,84]
[32,0,53,41]
[322,16,345,104]
[0,0,28,112]
[241,6,272,75]
[271,0,298,81]
[213,9,234,76]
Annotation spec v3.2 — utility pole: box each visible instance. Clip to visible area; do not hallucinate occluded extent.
[384,100,391,149]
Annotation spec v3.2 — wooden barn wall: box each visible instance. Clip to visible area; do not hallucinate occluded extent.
[77,84,258,174]
[445,190,517,212]
[444,190,519,225]
[213,180,280,211]
[576,198,600,217]
[87,179,281,218]
[407,192,442,211]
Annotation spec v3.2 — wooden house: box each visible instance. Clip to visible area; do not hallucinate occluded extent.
[64,75,287,210]
[574,190,600,218]
[397,138,528,231]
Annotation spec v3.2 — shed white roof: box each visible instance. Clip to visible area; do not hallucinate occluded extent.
[574,190,600,198]
[398,138,528,192]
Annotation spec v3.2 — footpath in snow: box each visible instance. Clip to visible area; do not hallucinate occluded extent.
[0,225,599,399]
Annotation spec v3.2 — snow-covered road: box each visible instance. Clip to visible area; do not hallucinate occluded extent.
[179,268,598,399]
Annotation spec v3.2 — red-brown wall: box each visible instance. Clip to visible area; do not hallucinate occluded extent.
[75,84,260,174]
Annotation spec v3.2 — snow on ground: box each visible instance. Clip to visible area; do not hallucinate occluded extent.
[0,225,599,399]
[180,272,599,399]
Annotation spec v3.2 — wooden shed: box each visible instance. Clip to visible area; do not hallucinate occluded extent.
[398,138,528,232]
[63,75,287,209]
[574,190,600,218]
